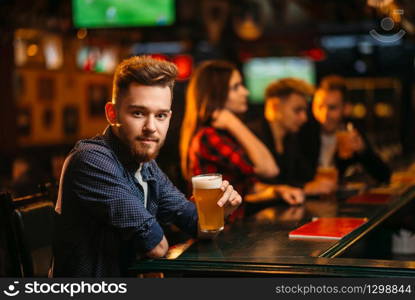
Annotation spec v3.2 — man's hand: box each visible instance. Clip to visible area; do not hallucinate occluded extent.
[274,185,304,205]
[337,129,366,159]
[349,130,365,154]
[197,180,242,239]
[217,180,242,217]
[145,235,169,258]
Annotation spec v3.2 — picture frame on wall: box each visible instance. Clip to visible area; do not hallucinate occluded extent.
[42,108,54,129]
[14,72,26,101]
[17,108,31,136]
[86,82,110,118]
[63,105,79,136]
[37,76,55,102]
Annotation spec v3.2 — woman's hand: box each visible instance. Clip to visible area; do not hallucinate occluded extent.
[211,109,238,130]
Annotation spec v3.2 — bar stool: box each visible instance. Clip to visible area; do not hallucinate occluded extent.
[0,183,56,277]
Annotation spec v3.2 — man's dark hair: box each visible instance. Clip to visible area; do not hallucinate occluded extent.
[112,56,178,106]
[319,75,348,99]
[265,77,314,100]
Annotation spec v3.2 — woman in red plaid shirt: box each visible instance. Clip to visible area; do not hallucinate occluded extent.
[180,60,304,207]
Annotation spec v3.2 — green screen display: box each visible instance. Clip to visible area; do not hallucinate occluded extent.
[243,57,316,104]
[73,0,175,28]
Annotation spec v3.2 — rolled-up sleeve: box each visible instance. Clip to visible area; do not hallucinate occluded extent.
[63,146,163,252]
[149,162,198,237]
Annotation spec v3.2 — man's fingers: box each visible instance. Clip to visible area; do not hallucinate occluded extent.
[291,193,302,205]
[223,190,239,207]
[223,190,242,218]
[282,192,296,205]
[294,191,305,204]
[217,184,234,207]
[282,188,305,205]
[220,180,230,191]
[229,190,242,206]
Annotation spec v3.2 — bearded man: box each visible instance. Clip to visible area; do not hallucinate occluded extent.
[52,56,241,277]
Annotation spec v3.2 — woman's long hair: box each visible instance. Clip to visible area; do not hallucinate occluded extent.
[180,60,236,179]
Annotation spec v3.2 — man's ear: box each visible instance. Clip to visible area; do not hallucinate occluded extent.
[105,102,118,126]
[264,97,280,122]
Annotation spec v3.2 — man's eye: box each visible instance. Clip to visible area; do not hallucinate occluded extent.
[132,111,144,117]
[156,113,168,120]
[295,108,306,114]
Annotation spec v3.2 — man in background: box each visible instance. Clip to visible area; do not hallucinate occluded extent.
[299,75,391,185]
[249,78,335,195]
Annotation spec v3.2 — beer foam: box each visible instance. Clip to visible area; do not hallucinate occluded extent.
[192,175,222,189]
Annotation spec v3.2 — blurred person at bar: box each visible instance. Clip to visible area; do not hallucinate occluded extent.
[299,75,391,184]
[249,78,335,195]
[52,56,242,277]
[180,60,304,208]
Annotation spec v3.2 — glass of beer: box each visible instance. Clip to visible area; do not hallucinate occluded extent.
[191,173,224,233]
[315,166,338,182]
[336,122,354,159]
[336,131,353,159]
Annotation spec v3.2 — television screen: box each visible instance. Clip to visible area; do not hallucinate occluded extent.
[243,57,316,103]
[77,46,118,73]
[72,0,175,28]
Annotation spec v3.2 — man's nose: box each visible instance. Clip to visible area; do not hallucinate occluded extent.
[143,115,157,132]
[301,112,308,123]
[321,108,330,122]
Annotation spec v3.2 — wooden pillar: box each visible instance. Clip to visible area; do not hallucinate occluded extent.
[0,27,17,178]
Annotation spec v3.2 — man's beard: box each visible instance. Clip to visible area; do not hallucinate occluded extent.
[117,127,164,163]
[129,138,164,163]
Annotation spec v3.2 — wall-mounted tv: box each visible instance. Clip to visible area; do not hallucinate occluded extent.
[76,46,118,73]
[72,0,175,28]
[243,57,316,104]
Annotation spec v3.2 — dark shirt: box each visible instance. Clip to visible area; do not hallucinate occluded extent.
[248,118,314,187]
[53,127,198,277]
[189,126,255,197]
[298,119,391,183]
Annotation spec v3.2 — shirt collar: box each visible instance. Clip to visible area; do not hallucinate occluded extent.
[140,163,155,182]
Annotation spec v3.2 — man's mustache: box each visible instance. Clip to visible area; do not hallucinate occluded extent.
[136,136,159,142]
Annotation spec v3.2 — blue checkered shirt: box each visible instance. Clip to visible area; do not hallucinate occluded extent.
[53,127,198,277]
